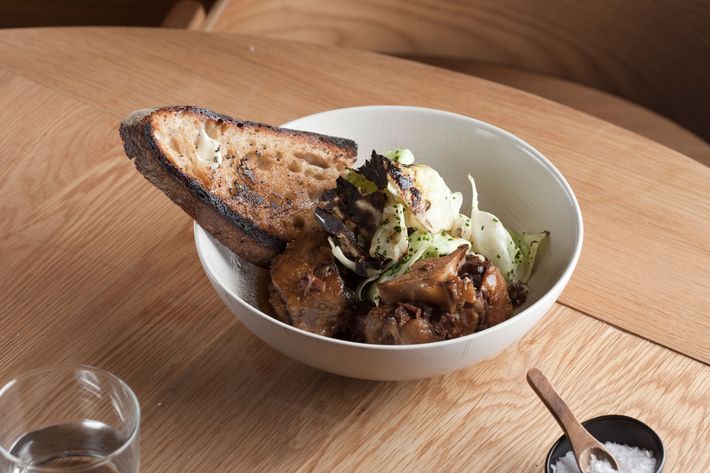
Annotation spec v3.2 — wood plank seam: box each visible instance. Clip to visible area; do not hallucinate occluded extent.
[556,301,709,367]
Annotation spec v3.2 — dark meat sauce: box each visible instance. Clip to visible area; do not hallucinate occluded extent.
[267,151,528,345]
[268,231,526,345]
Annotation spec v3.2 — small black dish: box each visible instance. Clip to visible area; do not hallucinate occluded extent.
[545,415,665,472]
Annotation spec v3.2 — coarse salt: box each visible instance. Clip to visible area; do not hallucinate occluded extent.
[551,442,656,473]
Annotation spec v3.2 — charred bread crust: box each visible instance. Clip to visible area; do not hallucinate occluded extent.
[119,106,357,267]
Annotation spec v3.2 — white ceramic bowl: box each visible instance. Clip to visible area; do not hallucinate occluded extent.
[194,106,583,380]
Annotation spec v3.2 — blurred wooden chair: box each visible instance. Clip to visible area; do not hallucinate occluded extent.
[200,0,710,165]
[162,0,205,30]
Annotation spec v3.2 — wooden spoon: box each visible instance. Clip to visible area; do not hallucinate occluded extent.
[527,368,619,472]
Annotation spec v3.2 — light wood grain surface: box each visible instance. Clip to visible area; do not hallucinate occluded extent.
[206,0,710,142]
[0,28,708,472]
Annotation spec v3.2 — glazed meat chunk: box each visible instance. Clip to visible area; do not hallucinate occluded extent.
[377,246,468,307]
[269,230,351,336]
[358,303,441,345]
[357,249,515,345]
[478,264,514,328]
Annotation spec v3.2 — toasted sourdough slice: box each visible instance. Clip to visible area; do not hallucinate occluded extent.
[120,106,357,267]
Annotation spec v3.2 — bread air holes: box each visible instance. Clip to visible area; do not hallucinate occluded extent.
[288,160,304,173]
[204,119,221,139]
[169,137,184,156]
[257,155,276,171]
[166,136,190,167]
[304,167,331,180]
[293,151,329,169]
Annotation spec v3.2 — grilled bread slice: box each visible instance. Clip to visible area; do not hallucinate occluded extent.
[120,106,357,266]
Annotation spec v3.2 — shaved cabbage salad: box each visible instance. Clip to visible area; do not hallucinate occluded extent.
[330,149,548,303]
[451,175,548,284]
[369,203,408,261]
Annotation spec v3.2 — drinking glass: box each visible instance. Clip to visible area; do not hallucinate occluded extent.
[0,366,139,472]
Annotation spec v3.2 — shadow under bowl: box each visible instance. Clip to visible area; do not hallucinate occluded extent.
[545,415,664,472]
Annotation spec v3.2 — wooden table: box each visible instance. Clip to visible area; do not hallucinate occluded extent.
[1,28,708,472]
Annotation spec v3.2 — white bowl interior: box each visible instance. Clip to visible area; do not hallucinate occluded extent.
[194,106,582,379]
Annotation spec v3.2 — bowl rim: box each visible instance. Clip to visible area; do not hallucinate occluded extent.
[544,414,665,473]
[194,105,584,351]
